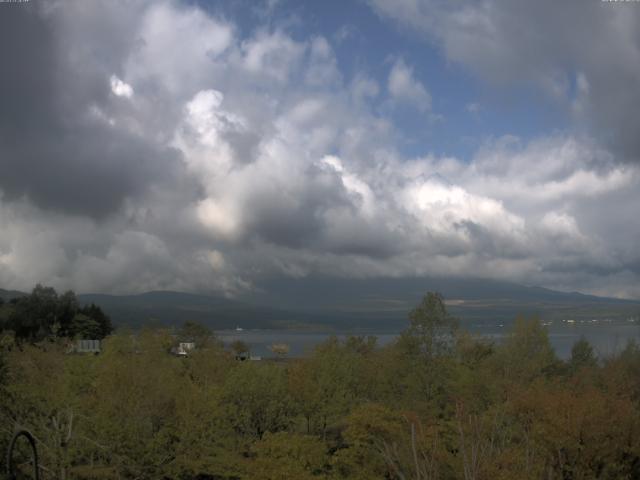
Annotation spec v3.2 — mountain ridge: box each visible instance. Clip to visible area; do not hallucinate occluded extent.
[3,278,639,331]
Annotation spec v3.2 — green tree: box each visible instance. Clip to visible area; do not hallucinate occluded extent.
[70,313,102,340]
[493,316,558,383]
[569,336,598,373]
[338,403,450,480]
[78,303,112,339]
[250,432,329,480]
[602,340,640,402]
[0,297,7,332]
[289,337,369,437]
[0,344,97,479]
[0,348,6,387]
[344,335,377,355]
[222,362,294,439]
[167,378,244,479]
[392,292,458,410]
[177,320,215,348]
[5,286,112,342]
[8,284,59,342]
[510,380,640,479]
[401,292,458,359]
[89,329,183,478]
[56,290,79,337]
[335,403,405,480]
[230,339,250,358]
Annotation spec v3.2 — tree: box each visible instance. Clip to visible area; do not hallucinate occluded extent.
[70,313,102,340]
[400,292,458,360]
[222,362,294,439]
[289,337,368,437]
[0,344,97,479]
[510,380,640,479]
[336,403,405,479]
[0,348,6,387]
[249,432,329,480]
[392,292,458,409]
[8,284,59,342]
[56,290,79,337]
[602,340,640,402]
[345,335,377,355]
[230,339,249,358]
[338,403,448,480]
[0,297,6,332]
[78,303,112,339]
[90,329,185,478]
[178,320,215,348]
[493,316,558,383]
[569,336,598,373]
[6,286,112,343]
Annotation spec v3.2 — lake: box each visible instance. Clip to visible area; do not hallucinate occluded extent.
[218,320,640,360]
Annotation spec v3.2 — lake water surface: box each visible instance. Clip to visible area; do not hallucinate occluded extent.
[218,321,640,360]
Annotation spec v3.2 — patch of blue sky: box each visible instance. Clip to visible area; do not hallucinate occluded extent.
[189,0,570,162]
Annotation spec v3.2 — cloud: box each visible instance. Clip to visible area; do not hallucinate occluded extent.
[351,74,380,103]
[0,1,194,218]
[110,75,134,98]
[466,102,480,114]
[125,1,233,95]
[0,0,639,300]
[387,58,431,111]
[399,134,640,296]
[240,30,305,83]
[368,0,640,162]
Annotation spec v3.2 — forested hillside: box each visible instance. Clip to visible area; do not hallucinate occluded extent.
[1,293,639,479]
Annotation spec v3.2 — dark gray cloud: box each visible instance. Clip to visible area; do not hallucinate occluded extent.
[0,124,187,218]
[0,1,189,218]
[0,3,56,135]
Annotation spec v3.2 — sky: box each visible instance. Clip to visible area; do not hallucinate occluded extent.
[0,0,639,299]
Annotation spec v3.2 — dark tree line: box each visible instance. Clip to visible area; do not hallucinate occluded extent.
[0,284,112,342]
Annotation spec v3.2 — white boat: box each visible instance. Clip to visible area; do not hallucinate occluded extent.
[235,326,243,332]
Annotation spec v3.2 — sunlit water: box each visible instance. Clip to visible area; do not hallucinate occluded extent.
[218,321,640,360]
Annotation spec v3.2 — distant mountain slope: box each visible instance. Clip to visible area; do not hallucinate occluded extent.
[74,277,640,331]
[239,276,640,327]
[0,288,27,301]
[77,291,324,330]
[243,276,637,309]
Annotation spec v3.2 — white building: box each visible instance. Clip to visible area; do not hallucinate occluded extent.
[176,342,196,356]
[72,339,101,354]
